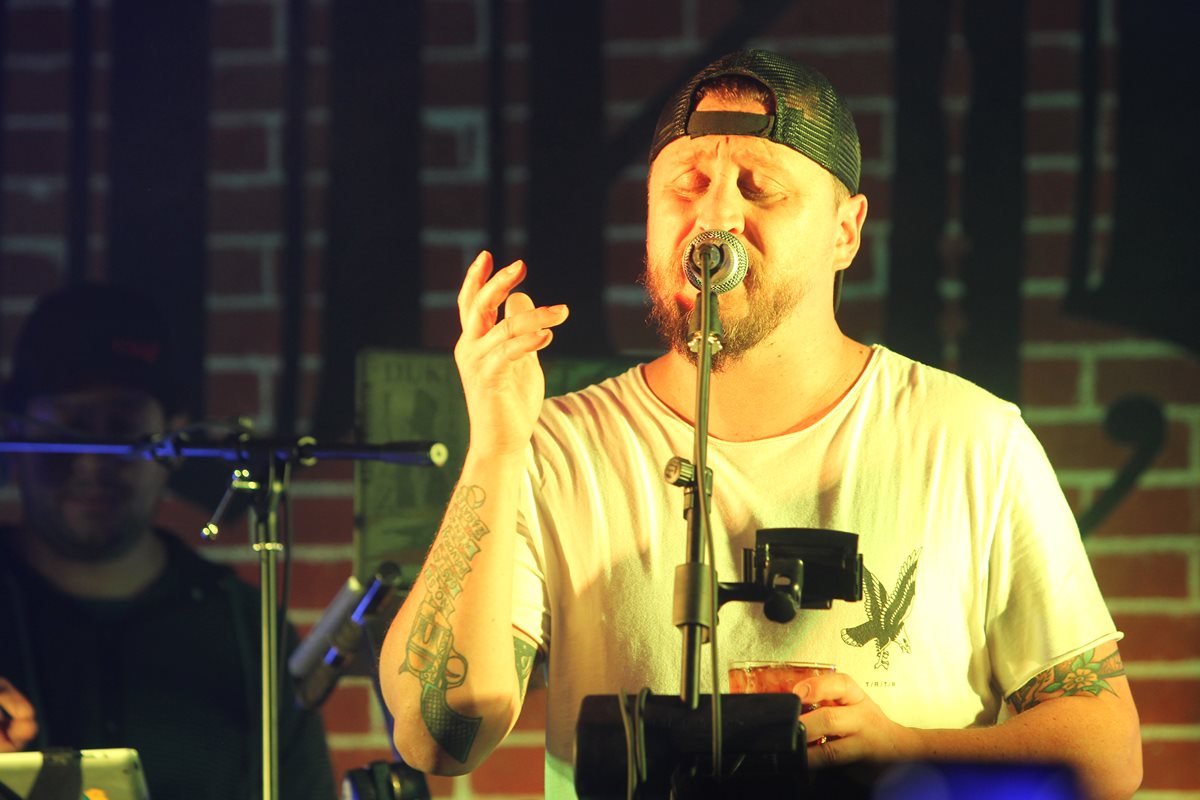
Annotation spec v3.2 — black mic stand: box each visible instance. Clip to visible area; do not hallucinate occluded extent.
[575,238,865,798]
[673,262,724,752]
[0,430,446,800]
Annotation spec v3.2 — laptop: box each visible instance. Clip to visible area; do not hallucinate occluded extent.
[0,749,150,800]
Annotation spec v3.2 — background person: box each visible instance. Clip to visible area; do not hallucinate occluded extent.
[0,282,336,800]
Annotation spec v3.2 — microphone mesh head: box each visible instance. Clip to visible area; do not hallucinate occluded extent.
[681,230,749,295]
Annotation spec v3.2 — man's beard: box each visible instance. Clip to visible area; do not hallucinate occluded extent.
[643,246,804,372]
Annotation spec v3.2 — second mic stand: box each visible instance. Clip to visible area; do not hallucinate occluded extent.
[0,429,447,800]
[195,432,446,800]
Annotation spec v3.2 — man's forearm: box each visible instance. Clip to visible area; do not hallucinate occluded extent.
[904,689,1142,800]
[380,452,528,774]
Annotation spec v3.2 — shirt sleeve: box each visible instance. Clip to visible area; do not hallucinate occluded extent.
[984,413,1121,698]
[513,450,553,654]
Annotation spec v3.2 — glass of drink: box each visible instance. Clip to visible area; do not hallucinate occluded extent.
[727,660,836,715]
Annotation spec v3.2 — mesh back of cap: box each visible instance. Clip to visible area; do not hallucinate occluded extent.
[650,50,861,195]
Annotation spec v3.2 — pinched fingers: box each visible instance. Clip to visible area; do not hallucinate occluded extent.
[494,293,568,360]
[458,252,532,339]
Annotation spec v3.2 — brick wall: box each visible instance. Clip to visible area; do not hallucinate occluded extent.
[2,1,1197,798]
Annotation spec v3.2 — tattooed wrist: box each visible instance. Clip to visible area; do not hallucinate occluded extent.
[401,485,491,762]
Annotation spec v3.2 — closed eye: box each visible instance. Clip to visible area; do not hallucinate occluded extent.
[669,170,709,197]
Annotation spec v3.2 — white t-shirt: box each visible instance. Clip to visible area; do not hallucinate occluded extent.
[512,345,1118,798]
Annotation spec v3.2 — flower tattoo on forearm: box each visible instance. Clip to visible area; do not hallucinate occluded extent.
[1007,647,1126,714]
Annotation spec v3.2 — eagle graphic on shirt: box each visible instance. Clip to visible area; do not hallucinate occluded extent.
[840,548,921,669]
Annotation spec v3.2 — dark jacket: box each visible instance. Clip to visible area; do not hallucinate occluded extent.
[0,527,337,800]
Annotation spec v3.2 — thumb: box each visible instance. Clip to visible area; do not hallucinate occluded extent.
[504,291,535,318]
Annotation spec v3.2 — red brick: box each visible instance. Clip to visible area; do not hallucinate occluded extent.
[1097,357,1200,405]
[306,117,328,172]
[1027,107,1080,156]
[0,253,63,295]
[306,2,329,49]
[421,307,459,351]
[210,184,282,234]
[305,183,326,233]
[1031,420,1189,471]
[426,0,480,48]
[606,240,645,288]
[212,2,277,50]
[305,60,329,110]
[212,124,272,173]
[296,459,354,482]
[604,53,691,104]
[469,745,544,795]
[837,297,884,345]
[1129,677,1200,727]
[423,184,486,229]
[3,128,67,176]
[855,109,885,163]
[1112,612,1200,662]
[1091,553,1188,599]
[1141,740,1200,790]
[422,127,464,171]
[423,61,488,107]
[607,177,647,229]
[797,51,895,99]
[285,496,355,546]
[1019,358,1080,407]
[206,371,262,420]
[2,188,66,237]
[210,248,269,294]
[213,63,284,112]
[1024,231,1073,279]
[1028,0,1086,33]
[605,0,683,40]
[696,0,892,37]
[503,116,529,170]
[844,236,879,288]
[513,685,547,732]
[505,0,529,46]
[1025,171,1076,219]
[1027,45,1084,94]
[423,244,472,293]
[4,67,70,117]
[207,307,281,355]
[320,681,373,734]
[1092,487,1199,537]
[7,6,71,53]
[1024,297,1142,344]
[278,558,354,611]
[858,173,890,221]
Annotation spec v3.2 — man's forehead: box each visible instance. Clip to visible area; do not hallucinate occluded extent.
[652,129,822,176]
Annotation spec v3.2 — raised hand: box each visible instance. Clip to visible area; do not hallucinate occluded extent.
[454,251,570,459]
[0,677,37,752]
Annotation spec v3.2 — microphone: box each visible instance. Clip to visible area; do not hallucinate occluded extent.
[681,230,749,295]
[288,563,407,710]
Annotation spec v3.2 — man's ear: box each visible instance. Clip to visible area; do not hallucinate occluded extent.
[832,193,868,272]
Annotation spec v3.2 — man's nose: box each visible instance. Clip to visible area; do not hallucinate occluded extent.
[696,173,745,235]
